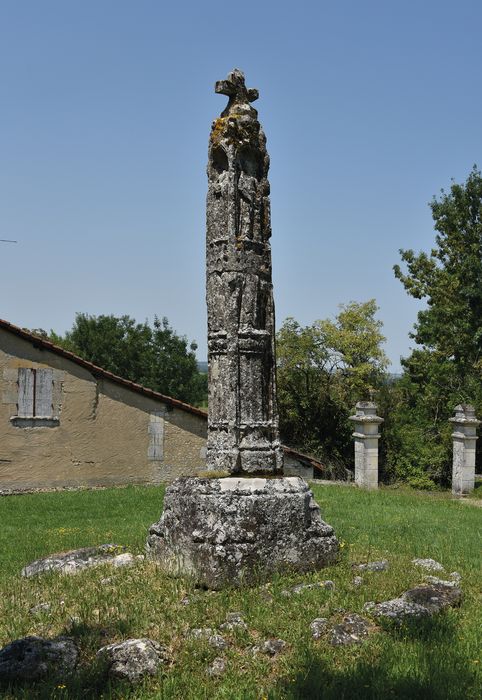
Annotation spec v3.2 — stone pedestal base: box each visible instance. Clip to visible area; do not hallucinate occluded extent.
[146,476,339,589]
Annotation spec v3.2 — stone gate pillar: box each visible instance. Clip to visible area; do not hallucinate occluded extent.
[349,401,383,489]
[449,404,479,495]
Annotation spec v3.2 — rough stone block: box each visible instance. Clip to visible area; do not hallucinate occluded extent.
[146,476,338,589]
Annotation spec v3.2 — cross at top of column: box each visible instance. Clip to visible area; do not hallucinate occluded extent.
[215,69,259,117]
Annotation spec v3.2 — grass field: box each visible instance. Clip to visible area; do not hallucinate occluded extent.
[0,484,480,699]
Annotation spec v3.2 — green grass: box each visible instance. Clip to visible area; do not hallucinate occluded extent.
[471,478,482,499]
[0,485,480,699]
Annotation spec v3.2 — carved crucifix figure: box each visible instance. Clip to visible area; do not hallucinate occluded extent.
[206,69,283,475]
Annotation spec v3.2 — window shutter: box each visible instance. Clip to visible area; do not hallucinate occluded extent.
[18,368,34,416]
[35,369,53,417]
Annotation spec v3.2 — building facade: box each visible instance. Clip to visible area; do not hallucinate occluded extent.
[0,320,324,492]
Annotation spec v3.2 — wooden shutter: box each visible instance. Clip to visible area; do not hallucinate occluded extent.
[35,369,53,417]
[18,368,34,416]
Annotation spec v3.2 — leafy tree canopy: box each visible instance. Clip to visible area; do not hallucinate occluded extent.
[276,300,388,470]
[394,165,482,375]
[48,313,207,406]
[388,166,482,486]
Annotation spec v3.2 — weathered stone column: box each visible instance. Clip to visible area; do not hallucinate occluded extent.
[146,69,339,588]
[449,404,479,495]
[349,401,383,489]
[206,68,283,475]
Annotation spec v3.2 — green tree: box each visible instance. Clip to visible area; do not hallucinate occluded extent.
[276,300,388,473]
[394,165,482,374]
[390,166,482,486]
[50,313,207,406]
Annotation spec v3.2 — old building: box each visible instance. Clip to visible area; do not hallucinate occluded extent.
[0,319,324,492]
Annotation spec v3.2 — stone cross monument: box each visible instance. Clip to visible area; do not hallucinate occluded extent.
[206,68,283,475]
[146,70,338,588]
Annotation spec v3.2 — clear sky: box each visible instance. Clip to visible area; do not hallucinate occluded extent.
[1,0,481,371]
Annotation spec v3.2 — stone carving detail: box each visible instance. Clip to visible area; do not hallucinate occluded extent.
[206,69,283,474]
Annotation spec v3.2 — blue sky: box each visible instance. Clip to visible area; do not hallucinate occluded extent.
[1,1,481,371]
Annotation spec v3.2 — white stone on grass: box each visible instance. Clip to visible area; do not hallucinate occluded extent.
[187,629,229,649]
[355,560,389,572]
[28,603,51,615]
[411,558,444,572]
[330,614,372,646]
[310,618,328,640]
[220,612,247,631]
[366,581,462,622]
[96,638,168,683]
[424,576,458,588]
[21,544,141,577]
[207,657,226,677]
[252,639,286,656]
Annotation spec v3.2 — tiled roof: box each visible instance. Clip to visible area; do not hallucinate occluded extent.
[0,318,325,473]
[0,318,207,418]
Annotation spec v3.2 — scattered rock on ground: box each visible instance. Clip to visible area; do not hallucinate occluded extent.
[97,638,168,683]
[403,582,462,611]
[353,576,363,587]
[425,576,459,587]
[282,580,334,596]
[0,636,78,681]
[411,558,444,572]
[187,628,215,640]
[220,612,247,631]
[259,589,274,603]
[207,657,226,676]
[354,560,389,572]
[310,618,328,640]
[366,581,462,622]
[111,553,142,568]
[283,582,319,596]
[450,571,462,583]
[29,603,51,615]
[252,639,286,656]
[330,614,372,646]
[21,544,142,577]
[180,596,190,605]
[187,629,228,649]
[208,635,229,650]
[365,597,428,620]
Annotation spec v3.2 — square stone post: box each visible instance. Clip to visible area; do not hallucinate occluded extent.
[449,404,480,495]
[349,401,383,490]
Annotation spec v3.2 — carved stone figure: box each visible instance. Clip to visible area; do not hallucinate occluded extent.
[206,69,283,474]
